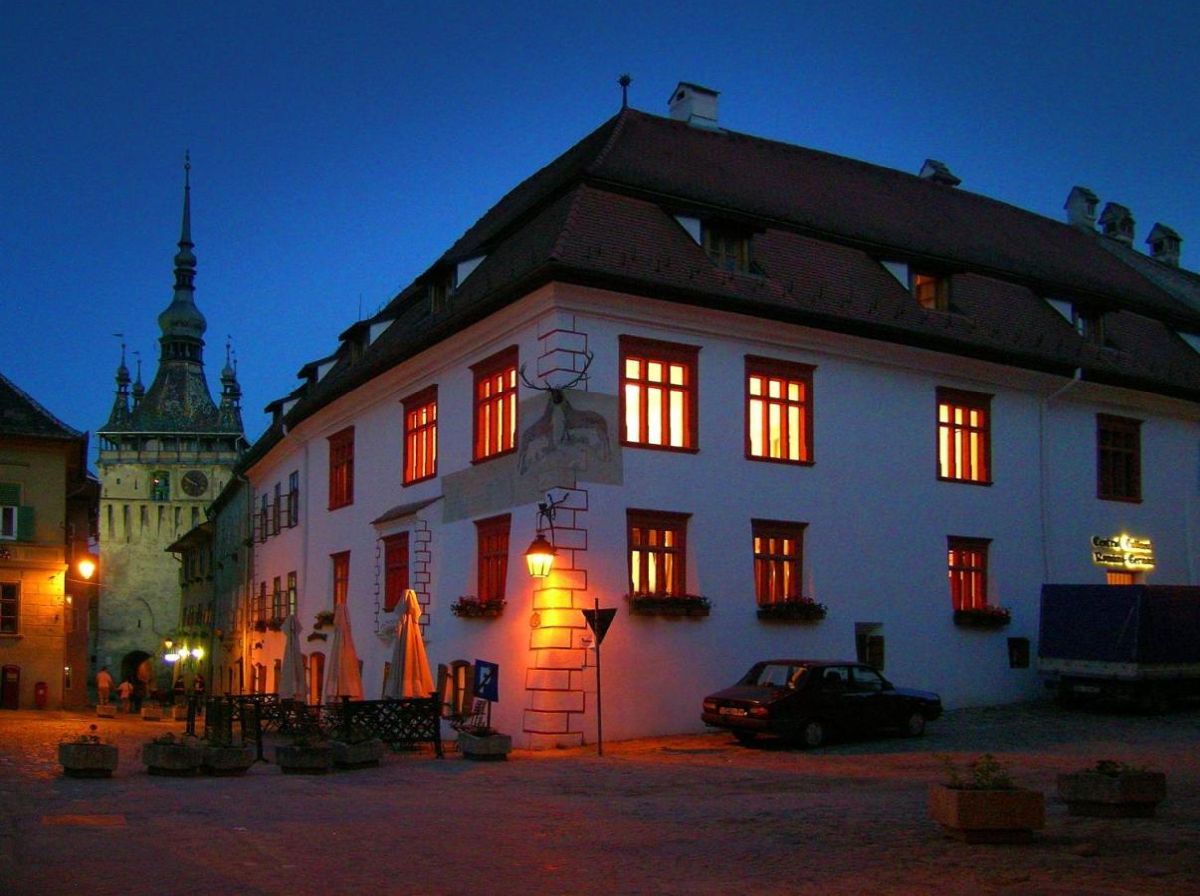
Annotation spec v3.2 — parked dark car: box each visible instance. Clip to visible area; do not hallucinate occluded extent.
[701,659,942,747]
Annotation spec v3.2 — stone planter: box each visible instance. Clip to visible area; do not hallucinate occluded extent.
[202,743,256,776]
[96,703,117,718]
[1057,770,1167,817]
[928,784,1045,843]
[143,741,205,776]
[58,742,119,778]
[275,743,333,774]
[457,731,513,761]
[171,706,189,721]
[331,738,386,769]
[140,705,163,721]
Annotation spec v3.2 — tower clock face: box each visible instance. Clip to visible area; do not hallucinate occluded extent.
[181,470,208,497]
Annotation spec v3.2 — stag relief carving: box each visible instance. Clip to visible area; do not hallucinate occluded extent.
[517,352,611,474]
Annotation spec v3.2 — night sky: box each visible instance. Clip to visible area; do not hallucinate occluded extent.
[4,1,1197,453]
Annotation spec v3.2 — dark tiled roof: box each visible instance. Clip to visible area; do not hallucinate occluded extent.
[241,107,1200,468]
[0,371,84,440]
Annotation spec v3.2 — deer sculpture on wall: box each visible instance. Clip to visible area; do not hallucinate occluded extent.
[517,351,611,474]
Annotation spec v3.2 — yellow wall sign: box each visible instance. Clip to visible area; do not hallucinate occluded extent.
[1090,534,1155,571]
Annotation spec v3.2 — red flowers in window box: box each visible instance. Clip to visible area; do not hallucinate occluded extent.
[757,597,827,622]
[953,606,1011,629]
[451,596,506,618]
[626,594,711,617]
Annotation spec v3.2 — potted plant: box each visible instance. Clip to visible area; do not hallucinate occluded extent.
[200,729,256,776]
[274,734,333,774]
[313,610,335,629]
[457,722,513,760]
[142,731,204,776]
[331,723,386,769]
[267,617,284,631]
[952,606,1011,629]
[1057,760,1167,817]
[626,593,711,617]
[451,595,506,618]
[929,753,1045,843]
[756,597,828,622]
[58,725,119,778]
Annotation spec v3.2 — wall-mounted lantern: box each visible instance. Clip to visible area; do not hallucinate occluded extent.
[525,492,568,578]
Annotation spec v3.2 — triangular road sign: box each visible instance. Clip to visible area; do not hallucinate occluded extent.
[581,607,617,645]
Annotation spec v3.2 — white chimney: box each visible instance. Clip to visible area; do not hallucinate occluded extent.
[918,159,961,186]
[1098,202,1135,245]
[1064,186,1099,230]
[668,82,719,129]
[1146,223,1182,267]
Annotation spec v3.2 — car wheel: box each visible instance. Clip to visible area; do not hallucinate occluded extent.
[733,731,757,745]
[902,711,926,737]
[800,720,826,748]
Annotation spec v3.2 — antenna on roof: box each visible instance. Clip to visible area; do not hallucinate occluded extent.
[618,73,631,109]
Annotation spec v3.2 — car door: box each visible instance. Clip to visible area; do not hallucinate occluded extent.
[811,665,855,730]
[846,665,891,733]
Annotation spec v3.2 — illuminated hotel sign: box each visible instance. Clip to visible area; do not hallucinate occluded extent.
[1090,534,1155,571]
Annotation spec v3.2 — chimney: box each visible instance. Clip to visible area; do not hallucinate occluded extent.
[918,159,961,187]
[668,82,719,129]
[1064,186,1099,230]
[1146,223,1182,267]
[1098,202,1135,245]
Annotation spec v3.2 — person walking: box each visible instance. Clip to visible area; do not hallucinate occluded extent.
[95,667,114,706]
[117,678,133,713]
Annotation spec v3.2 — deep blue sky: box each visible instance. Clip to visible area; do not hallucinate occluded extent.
[3,2,1197,454]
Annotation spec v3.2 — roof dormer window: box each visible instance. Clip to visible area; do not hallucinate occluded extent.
[1074,308,1106,346]
[429,269,456,314]
[702,222,751,273]
[912,271,949,311]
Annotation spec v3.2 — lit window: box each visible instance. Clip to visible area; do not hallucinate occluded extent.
[947,537,990,611]
[328,427,355,509]
[752,520,806,606]
[627,509,689,597]
[383,533,409,612]
[912,272,948,311]
[150,471,170,502]
[0,582,18,634]
[472,347,518,462]
[332,551,350,606]
[271,576,283,620]
[475,515,511,603]
[702,223,751,273]
[620,335,699,451]
[937,388,991,484]
[402,386,438,484]
[1097,414,1141,502]
[746,356,814,464]
[286,572,298,616]
[287,471,299,527]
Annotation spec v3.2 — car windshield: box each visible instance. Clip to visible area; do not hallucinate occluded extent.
[746,663,807,689]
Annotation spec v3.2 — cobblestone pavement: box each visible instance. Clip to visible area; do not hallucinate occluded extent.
[1,701,1197,895]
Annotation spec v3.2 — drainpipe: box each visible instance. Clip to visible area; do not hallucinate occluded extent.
[1040,369,1083,582]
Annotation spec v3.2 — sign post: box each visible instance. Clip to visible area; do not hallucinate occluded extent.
[581,598,616,756]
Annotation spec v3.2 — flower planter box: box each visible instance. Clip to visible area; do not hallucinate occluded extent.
[457,731,512,761]
[58,742,119,778]
[756,601,827,622]
[331,738,386,769]
[96,704,117,718]
[143,741,205,776]
[627,595,711,617]
[275,743,333,775]
[928,784,1045,843]
[140,705,163,721]
[1057,770,1167,818]
[171,706,189,721]
[451,599,505,618]
[952,608,1011,629]
[202,744,256,776]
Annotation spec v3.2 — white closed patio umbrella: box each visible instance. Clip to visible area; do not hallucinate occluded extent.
[383,590,435,699]
[279,613,307,703]
[324,603,364,701]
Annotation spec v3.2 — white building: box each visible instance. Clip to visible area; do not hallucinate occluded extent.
[237,84,1200,747]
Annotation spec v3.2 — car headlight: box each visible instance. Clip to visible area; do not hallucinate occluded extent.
[702,700,718,712]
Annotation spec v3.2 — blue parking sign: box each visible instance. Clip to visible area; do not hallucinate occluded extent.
[473,660,499,702]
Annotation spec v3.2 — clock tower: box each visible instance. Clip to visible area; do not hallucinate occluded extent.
[95,156,246,694]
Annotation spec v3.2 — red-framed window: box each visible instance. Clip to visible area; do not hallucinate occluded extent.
[620,335,699,451]
[947,536,990,611]
[328,427,355,509]
[475,514,511,603]
[331,551,350,606]
[383,533,409,612]
[752,519,806,606]
[402,385,438,484]
[746,356,814,464]
[937,388,991,484]
[1097,414,1141,502]
[472,347,519,462]
[627,509,689,597]
[913,271,949,311]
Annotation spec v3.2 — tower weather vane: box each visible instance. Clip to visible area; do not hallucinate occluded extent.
[619,73,631,109]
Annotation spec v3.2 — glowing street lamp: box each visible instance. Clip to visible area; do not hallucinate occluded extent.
[525,492,567,579]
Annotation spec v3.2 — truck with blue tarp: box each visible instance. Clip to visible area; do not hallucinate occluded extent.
[1038,584,1200,710]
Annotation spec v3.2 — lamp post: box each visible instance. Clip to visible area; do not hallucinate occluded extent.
[525,492,567,578]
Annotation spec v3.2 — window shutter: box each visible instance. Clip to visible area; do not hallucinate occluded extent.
[17,506,34,540]
[0,483,19,504]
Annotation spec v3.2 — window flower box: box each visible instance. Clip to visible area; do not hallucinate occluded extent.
[627,594,711,617]
[451,596,505,618]
[252,619,268,633]
[953,606,1011,629]
[306,631,328,642]
[267,617,284,631]
[757,598,827,622]
[1057,761,1167,817]
[313,610,335,629]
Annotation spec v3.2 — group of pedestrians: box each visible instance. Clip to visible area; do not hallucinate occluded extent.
[94,666,204,713]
